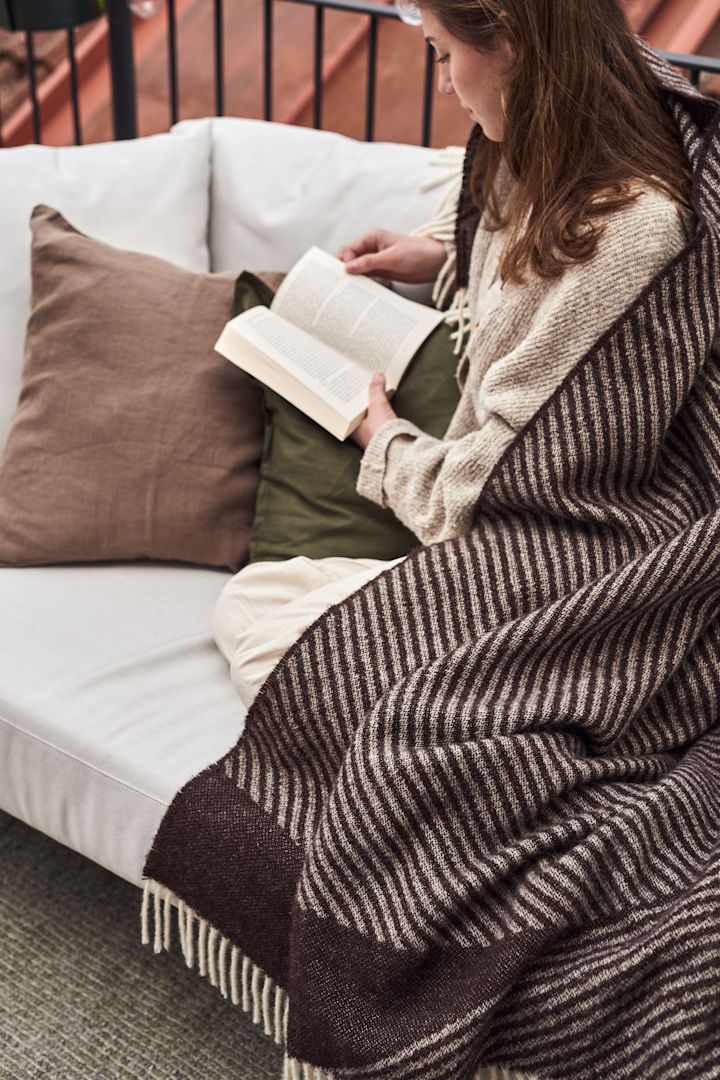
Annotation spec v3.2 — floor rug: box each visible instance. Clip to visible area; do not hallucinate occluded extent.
[0,810,284,1079]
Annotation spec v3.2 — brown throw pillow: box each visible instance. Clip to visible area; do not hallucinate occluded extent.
[0,204,265,570]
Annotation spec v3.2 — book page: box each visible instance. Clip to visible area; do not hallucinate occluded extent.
[229,306,371,409]
[271,246,444,388]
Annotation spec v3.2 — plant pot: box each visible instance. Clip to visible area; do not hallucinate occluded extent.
[0,0,106,31]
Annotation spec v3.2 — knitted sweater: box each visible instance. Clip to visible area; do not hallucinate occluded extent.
[356,164,695,546]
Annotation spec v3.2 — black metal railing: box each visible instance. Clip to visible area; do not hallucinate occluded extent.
[260,0,437,144]
[2,0,719,149]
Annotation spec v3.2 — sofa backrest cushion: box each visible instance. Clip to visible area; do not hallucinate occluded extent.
[0,122,212,454]
[172,118,454,284]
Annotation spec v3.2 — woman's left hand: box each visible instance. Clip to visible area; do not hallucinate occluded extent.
[351,372,397,450]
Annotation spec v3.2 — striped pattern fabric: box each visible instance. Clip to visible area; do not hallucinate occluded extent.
[142,43,720,1080]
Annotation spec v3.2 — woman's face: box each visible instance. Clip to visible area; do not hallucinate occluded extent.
[421,9,514,142]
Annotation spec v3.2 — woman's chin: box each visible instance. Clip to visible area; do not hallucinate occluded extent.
[481,122,502,141]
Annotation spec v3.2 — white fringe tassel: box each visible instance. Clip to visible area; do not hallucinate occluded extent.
[282,1058,330,1080]
[410,145,472,357]
[140,881,536,1080]
[140,878,336,1080]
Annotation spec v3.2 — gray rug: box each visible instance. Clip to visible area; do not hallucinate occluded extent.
[0,810,284,1079]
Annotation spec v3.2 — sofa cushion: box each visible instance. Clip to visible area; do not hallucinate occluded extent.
[229,271,461,562]
[171,117,453,300]
[0,562,243,889]
[0,121,212,453]
[0,570,543,1080]
[0,205,264,571]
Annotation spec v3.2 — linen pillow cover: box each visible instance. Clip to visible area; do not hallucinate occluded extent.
[0,205,264,571]
[233,272,461,562]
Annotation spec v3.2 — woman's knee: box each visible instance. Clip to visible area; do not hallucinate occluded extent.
[211,573,254,663]
[229,659,261,710]
[212,556,344,663]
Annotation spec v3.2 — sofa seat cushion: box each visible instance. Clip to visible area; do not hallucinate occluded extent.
[0,564,245,890]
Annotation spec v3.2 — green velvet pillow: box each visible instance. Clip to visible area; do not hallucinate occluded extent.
[232,271,460,562]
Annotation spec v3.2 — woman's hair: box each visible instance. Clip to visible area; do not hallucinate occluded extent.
[415,0,694,286]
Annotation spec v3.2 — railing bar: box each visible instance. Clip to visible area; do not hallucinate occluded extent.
[107,0,137,140]
[263,0,273,121]
[365,13,377,142]
[0,86,4,148]
[168,0,179,126]
[66,26,83,145]
[421,38,434,148]
[313,4,324,130]
[291,0,401,16]
[214,0,224,117]
[659,50,720,76]
[25,31,42,145]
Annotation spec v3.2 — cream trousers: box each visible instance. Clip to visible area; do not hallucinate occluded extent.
[212,555,405,708]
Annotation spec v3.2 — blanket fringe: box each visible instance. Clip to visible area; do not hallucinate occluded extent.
[141,880,537,1080]
[282,1056,334,1079]
[410,145,472,357]
[141,878,337,1079]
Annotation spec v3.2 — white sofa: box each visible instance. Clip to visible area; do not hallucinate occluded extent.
[0,118,456,891]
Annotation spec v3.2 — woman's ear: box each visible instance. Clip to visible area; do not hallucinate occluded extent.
[497,9,519,61]
[496,36,517,73]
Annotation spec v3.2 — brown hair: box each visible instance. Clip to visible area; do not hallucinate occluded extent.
[415,0,694,286]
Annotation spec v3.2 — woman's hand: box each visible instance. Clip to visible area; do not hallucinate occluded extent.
[351,373,397,450]
[336,229,447,284]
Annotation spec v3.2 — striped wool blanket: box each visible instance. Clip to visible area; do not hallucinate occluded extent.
[142,47,720,1080]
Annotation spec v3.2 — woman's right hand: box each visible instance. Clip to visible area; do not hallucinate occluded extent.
[336,229,447,284]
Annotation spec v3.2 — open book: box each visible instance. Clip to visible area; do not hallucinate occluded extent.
[213,246,446,440]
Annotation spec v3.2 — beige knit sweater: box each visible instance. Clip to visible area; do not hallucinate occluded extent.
[356,162,695,546]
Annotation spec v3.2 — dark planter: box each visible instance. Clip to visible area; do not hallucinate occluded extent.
[0,0,106,31]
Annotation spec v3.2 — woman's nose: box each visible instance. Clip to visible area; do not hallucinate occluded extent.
[438,73,454,96]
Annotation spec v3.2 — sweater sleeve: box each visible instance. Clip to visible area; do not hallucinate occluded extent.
[356,412,517,545]
[356,187,691,547]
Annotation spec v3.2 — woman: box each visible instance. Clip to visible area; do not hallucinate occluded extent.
[213,0,695,709]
